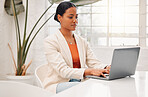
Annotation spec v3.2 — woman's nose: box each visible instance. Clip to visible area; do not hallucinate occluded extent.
[73,18,78,23]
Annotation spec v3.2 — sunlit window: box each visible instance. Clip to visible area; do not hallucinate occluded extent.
[46,0,148,47]
[77,0,139,47]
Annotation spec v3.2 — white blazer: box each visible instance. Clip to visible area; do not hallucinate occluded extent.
[43,30,107,93]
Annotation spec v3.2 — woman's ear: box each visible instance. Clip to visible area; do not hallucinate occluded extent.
[57,14,62,23]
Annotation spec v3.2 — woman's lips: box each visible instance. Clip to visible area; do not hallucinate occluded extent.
[71,24,77,27]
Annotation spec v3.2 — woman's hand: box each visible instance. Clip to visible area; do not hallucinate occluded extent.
[105,65,111,72]
[84,68,109,78]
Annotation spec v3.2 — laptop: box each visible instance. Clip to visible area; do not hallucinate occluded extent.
[86,47,140,80]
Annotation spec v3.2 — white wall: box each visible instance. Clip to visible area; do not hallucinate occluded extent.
[0,0,13,79]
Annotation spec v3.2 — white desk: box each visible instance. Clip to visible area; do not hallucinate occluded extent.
[52,71,148,97]
[0,81,53,97]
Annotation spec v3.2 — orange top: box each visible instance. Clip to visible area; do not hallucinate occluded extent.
[68,44,81,68]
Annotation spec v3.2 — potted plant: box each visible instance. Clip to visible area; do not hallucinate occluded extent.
[4,0,55,77]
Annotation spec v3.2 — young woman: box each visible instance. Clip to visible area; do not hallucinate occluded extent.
[43,1,111,94]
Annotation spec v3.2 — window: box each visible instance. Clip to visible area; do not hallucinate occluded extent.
[46,0,148,47]
[77,0,139,47]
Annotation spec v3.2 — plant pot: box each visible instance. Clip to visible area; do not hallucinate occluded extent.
[6,73,34,85]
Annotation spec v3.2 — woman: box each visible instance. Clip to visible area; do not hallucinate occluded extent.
[44,1,111,94]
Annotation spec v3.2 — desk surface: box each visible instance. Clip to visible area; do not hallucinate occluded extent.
[52,71,148,97]
[0,81,53,97]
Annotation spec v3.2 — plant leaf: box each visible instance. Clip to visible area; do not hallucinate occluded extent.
[23,0,28,46]
[23,13,55,64]
[22,0,29,58]
[22,3,53,64]
[11,0,23,75]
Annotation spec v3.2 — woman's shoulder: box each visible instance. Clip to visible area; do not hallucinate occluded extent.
[44,33,57,43]
[44,33,60,50]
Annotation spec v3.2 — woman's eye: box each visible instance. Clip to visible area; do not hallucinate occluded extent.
[69,17,73,19]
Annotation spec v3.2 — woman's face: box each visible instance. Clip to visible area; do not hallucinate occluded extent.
[58,7,78,31]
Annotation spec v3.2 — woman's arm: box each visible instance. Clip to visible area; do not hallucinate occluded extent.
[83,40,110,77]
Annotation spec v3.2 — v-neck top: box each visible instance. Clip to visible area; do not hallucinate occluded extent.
[68,44,81,68]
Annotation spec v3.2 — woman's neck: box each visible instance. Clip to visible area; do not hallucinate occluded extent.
[60,28,73,38]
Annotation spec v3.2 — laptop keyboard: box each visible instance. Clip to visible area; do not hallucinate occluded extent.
[104,74,109,76]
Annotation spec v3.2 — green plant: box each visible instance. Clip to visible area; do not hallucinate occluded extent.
[7,0,55,76]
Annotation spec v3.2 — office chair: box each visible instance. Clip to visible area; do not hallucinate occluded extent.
[35,64,49,88]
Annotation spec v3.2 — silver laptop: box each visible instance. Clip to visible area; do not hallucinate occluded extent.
[86,47,140,80]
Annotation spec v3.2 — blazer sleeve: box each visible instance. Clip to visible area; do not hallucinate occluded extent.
[44,37,85,79]
[85,41,107,69]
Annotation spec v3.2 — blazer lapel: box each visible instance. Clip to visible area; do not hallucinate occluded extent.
[74,33,84,68]
[56,30,73,67]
